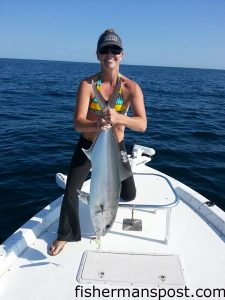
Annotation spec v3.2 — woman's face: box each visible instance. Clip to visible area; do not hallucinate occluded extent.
[97,46,123,70]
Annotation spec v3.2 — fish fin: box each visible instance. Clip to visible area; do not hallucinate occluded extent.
[119,164,133,182]
[82,147,92,160]
[118,150,133,181]
[77,190,90,204]
[82,130,102,160]
[92,80,106,110]
[107,77,122,108]
[111,128,133,181]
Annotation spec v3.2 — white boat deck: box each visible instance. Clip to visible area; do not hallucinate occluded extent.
[0,165,225,300]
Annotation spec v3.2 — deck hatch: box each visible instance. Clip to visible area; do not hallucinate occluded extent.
[77,251,185,286]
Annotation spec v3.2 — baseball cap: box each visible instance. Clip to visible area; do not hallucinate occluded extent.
[97,29,123,51]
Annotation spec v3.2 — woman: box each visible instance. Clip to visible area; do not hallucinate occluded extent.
[49,29,147,255]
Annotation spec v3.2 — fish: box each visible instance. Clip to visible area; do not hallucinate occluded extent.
[78,126,132,237]
[77,77,132,237]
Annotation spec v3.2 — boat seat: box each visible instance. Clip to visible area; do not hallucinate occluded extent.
[119,172,179,244]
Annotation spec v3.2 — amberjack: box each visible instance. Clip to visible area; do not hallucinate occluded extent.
[77,77,132,237]
[78,127,132,237]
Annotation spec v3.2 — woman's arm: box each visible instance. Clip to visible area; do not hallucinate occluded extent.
[74,80,98,132]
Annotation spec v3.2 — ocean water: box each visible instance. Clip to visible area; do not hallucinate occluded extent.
[0,58,225,243]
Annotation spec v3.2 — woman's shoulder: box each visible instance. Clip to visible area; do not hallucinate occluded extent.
[120,74,142,94]
[80,73,100,86]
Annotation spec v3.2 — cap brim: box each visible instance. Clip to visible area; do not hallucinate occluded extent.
[98,41,123,50]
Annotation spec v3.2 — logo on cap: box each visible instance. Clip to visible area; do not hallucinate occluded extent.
[103,34,118,42]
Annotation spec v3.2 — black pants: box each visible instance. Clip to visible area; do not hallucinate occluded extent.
[57,135,136,241]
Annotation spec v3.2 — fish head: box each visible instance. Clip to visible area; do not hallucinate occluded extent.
[93,208,117,237]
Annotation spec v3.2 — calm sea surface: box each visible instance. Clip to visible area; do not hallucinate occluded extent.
[0,58,225,243]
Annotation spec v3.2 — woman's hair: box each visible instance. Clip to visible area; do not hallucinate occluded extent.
[103,29,115,34]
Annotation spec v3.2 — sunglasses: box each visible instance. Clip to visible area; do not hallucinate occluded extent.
[98,47,123,55]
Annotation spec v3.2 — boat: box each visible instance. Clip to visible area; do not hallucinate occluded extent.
[0,145,224,299]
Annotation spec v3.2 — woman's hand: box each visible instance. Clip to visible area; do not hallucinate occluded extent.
[103,107,121,126]
[96,117,111,130]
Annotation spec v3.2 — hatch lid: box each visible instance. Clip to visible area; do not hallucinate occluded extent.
[77,251,185,287]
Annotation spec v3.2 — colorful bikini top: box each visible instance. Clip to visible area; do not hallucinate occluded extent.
[89,73,127,115]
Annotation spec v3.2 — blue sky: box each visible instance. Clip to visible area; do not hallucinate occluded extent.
[0,0,225,69]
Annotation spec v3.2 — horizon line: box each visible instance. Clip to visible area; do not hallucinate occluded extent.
[0,56,224,72]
